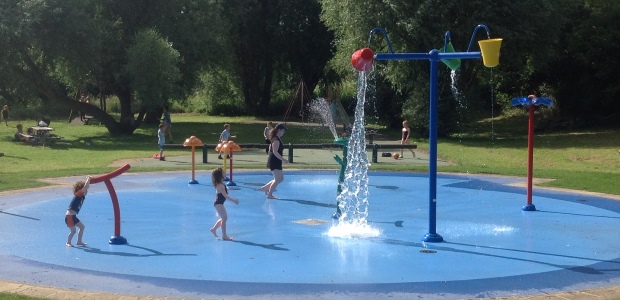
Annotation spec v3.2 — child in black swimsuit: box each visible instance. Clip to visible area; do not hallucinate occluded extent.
[261,123,289,199]
[209,168,239,240]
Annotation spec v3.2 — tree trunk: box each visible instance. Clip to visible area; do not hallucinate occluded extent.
[144,107,162,125]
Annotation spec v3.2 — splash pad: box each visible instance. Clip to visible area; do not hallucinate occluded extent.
[1,23,619,300]
[1,171,619,299]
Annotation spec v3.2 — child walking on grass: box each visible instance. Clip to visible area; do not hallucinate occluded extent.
[158,123,166,161]
[210,168,239,240]
[1,105,9,126]
[218,124,237,159]
[65,176,91,247]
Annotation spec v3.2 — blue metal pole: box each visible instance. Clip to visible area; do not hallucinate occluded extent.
[373,32,491,243]
[367,25,499,243]
[424,50,443,243]
[376,52,480,61]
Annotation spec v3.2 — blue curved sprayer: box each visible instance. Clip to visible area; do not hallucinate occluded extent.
[368,27,395,54]
[511,96,553,212]
[352,24,502,243]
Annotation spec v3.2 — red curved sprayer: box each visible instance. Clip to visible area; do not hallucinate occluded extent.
[91,164,131,244]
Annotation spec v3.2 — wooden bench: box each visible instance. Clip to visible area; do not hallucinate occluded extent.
[18,133,36,143]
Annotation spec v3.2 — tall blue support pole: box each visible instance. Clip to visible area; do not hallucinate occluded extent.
[425,50,443,242]
[375,47,488,243]
[368,25,499,243]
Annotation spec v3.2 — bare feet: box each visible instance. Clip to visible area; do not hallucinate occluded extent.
[222,236,233,241]
[210,228,218,237]
[260,186,269,195]
[76,242,87,246]
[267,195,278,199]
[66,243,74,247]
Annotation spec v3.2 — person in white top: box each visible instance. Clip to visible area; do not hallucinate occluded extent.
[263,121,273,154]
[400,120,415,158]
[218,124,237,159]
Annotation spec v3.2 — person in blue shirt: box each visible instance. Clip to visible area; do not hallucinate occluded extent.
[162,105,173,143]
[65,176,91,247]
[218,124,237,159]
[158,123,166,161]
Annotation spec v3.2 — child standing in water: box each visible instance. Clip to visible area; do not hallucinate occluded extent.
[65,176,91,247]
[210,168,239,240]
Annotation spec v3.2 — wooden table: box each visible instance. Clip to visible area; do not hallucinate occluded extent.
[30,126,56,146]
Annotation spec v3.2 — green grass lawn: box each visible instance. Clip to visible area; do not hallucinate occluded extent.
[1,114,619,299]
[0,294,47,300]
[1,114,619,195]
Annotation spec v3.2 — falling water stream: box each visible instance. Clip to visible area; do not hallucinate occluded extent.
[450,69,467,169]
[308,97,339,139]
[327,71,381,239]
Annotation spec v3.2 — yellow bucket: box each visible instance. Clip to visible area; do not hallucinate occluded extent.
[478,38,503,67]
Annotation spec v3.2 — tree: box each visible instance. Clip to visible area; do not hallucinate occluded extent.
[218,0,282,115]
[210,0,334,117]
[0,0,221,135]
[547,0,620,125]
[320,0,587,135]
[279,0,334,94]
[127,29,181,115]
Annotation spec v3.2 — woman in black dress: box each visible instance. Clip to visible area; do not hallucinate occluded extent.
[261,123,288,199]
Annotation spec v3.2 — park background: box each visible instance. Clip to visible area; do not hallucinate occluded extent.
[1,0,619,194]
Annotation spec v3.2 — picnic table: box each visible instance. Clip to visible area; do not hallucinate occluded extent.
[29,126,61,146]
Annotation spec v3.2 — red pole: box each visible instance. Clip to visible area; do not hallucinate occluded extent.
[90,164,130,243]
[191,146,196,181]
[229,149,233,182]
[526,105,535,207]
[104,179,121,237]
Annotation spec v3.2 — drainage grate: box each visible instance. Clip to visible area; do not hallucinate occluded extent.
[420,249,437,254]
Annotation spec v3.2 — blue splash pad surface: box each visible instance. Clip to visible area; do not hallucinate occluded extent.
[1,171,619,298]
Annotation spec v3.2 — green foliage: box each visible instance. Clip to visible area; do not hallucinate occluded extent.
[127,29,181,111]
[0,293,49,300]
[2,0,620,136]
[321,0,620,134]
[546,0,620,126]
[187,69,245,115]
[1,115,620,196]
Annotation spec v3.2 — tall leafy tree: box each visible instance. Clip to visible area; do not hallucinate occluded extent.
[320,0,589,134]
[127,29,181,111]
[279,0,334,93]
[211,0,334,117]
[0,0,222,135]
[219,0,282,115]
[548,0,620,125]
